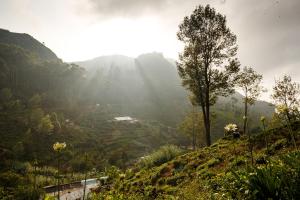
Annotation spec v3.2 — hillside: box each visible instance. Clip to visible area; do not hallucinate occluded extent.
[0,29,275,170]
[0,29,189,175]
[0,28,278,200]
[91,123,300,199]
[0,29,59,62]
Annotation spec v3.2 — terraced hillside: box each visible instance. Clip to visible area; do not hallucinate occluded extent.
[91,123,300,199]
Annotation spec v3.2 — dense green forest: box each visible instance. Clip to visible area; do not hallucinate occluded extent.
[0,2,299,200]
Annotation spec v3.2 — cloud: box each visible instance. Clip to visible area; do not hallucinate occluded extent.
[3,0,299,96]
[225,0,300,74]
[86,0,169,17]
[84,0,300,81]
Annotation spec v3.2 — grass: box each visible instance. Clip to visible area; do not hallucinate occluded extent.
[137,145,184,169]
[90,123,300,199]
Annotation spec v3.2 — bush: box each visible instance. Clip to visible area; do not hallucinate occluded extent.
[14,187,43,200]
[0,171,23,188]
[138,145,183,169]
[227,151,300,199]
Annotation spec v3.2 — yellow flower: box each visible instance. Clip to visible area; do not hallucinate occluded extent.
[275,104,288,114]
[119,173,126,178]
[53,142,66,152]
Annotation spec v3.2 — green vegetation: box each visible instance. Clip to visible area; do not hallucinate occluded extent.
[177,4,239,146]
[236,66,264,135]
[0,3,299,200]
[178,110,205,149]
[91,124,300,199]
[138,145,184,169]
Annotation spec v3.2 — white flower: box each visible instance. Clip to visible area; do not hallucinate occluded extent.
[224,123,238,133]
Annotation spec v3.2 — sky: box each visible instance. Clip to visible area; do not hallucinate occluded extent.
[0,0,300,100]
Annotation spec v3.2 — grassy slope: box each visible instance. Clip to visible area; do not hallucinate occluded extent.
[98,124,300,199]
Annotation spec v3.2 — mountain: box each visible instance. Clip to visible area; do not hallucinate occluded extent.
[0,28,59,61]
[0,29,279,199]
[0,29,274,168]
[0,30,189,176]
[76,53,275,140]
[76,53,189,126]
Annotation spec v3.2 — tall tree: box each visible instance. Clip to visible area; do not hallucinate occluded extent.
[236,67,263,135]
[177,5,239,146]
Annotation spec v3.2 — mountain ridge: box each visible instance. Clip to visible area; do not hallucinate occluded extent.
[0,28,59,62]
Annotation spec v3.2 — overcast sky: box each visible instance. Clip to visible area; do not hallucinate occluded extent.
[0,0,299,100]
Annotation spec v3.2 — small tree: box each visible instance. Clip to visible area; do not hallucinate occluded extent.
[53,142,66,200]
[37,114,54,133]
[272,75,300,123]
[82,153,90,200]
[177,4,239,146]
[236,66,263,135]
[260,116,269,152]
[178,109,205,149]
[272,75,299,148]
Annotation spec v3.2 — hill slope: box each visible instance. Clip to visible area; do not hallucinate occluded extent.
[0,30,189,175]
[92,124,300,199]
[0,29,59,61]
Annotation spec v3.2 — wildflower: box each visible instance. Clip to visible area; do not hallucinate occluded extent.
[275,104,288,114]
[53,142,66,152]
[119,173,126,179]
[260,116,266,122]
[224,123,238,133]
[243,116,247,120]
[224,123,238,137]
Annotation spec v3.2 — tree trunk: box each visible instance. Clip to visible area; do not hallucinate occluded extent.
[202,100,211,146]
[200,104,210,146]
[243,96,248,135]
[205,83,211,146]
[205,108,211,146]
[192,107,196,150]
[57,156,60,200]
[83,153,88,200]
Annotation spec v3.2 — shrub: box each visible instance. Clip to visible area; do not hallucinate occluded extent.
[14,187,43,200]
[207,158,221,168]
[231,156,247,167]
[138,145,183,169]
[0,171,23,188]
[227,151,300,199]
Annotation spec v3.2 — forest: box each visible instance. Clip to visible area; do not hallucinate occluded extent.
[0,2,299,200]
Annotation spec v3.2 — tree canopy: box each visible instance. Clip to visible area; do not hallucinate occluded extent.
[177,4,239,145]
